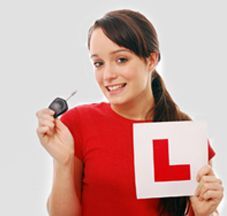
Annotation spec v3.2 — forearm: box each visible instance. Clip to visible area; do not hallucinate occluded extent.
[48,157,81,216]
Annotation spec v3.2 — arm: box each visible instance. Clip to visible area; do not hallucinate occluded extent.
[47,156,83,216]
[36,109,83,216]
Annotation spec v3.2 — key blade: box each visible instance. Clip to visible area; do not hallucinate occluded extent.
[65,90,78,101]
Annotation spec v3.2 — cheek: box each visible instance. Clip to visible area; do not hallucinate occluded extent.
[95,71,101,83]
[95,72,105,88]
[127,69,149,89]
[124,67,142,81]
[121,66,137,80]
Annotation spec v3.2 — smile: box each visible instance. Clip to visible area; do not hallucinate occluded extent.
[105,83,127,92]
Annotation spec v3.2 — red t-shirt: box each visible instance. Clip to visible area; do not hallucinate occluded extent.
[60,102,215,216]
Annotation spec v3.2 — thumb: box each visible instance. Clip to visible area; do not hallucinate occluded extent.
[55,119,73,137]
[197,165,215,182]
[55,118,67,130]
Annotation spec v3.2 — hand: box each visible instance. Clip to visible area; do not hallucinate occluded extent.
[36,108,74,165]
[190,165,224,216]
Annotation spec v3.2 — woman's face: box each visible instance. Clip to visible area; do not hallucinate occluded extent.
[89,28,154,106]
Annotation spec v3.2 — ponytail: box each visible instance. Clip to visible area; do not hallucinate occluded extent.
[151,70,191,216]
[152,70,191,122]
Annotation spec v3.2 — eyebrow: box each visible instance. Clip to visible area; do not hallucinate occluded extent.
[90,49,131,58]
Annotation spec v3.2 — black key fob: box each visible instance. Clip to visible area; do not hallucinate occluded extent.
[48,97,68,118]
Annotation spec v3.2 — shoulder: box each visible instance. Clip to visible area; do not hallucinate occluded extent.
[60,101,110,142]
[76,101,107,112]
[69,101,108,115]
[61,101,109,122]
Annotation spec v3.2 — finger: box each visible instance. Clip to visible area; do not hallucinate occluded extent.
[36,126,50,138]
[38,119,55,129]
[202,189,224,201]
[199,182,223,198]
[195,176,222,196]
[36,126,55,140]
[38,114,55,122]
[200,175,222,184]
[38,115,55,126]
[36,108,55,118]
[37,126,48,135]
[197,165,215,182]
[55,119,68,131]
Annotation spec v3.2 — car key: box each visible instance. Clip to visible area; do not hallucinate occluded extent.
[48,90,77,118]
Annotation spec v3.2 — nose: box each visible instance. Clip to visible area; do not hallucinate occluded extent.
[103,63,117,82]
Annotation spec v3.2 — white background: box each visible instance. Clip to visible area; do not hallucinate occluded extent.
[0,0,226,215]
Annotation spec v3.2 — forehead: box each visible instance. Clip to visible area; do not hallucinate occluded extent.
[89,28,125,56]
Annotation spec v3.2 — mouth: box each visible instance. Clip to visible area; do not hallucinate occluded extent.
[105,83,127,92]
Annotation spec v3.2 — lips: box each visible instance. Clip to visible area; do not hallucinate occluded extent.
[105,83,127,92]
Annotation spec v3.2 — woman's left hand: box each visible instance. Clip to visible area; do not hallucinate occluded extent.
[190,164,224,216]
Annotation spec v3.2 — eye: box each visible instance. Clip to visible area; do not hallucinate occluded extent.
[93,61,104,68]
[116,57,128,64]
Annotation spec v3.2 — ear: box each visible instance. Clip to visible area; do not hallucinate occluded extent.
[146,52,159,72]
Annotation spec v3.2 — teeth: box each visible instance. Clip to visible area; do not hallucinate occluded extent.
[107,84,125,91]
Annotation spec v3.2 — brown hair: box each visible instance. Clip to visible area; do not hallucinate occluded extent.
[88,9,191,216]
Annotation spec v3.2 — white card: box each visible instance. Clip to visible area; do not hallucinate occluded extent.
[133,121,208,198]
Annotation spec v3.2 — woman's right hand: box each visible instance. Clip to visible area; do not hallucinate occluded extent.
[36,108,75,165]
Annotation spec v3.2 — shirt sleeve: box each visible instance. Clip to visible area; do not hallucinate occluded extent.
[60,107,83,161]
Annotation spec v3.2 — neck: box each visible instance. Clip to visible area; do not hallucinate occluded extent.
[110,90,155,121]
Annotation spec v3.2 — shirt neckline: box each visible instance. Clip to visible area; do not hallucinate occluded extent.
[103,102,152,124]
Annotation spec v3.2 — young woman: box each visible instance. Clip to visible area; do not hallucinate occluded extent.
[36,9,223,216]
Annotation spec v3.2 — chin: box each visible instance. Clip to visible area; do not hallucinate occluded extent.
[103,88,132,105]
[107,97,131,106]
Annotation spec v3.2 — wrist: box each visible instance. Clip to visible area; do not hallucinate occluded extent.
[53,154,75,172]
[194,212,218,216]
[54,152,74,166]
